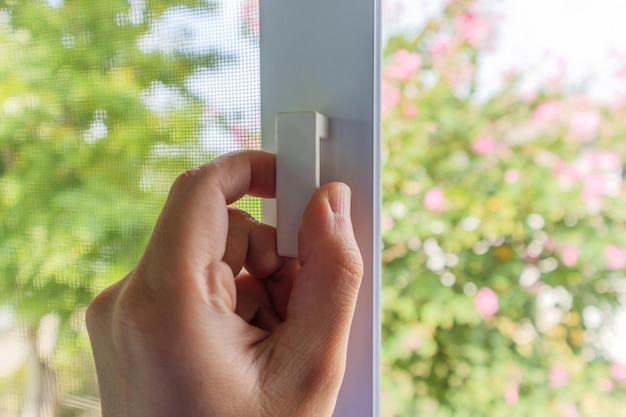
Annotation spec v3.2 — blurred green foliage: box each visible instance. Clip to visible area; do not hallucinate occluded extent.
[381,1,626,416]
[0,0,214,324]
[0,1,254,415]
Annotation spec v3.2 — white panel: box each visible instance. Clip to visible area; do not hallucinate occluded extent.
[261,1,381,416]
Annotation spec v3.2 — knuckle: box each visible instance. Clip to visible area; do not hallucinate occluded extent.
[171,167,203,193]
[85,283,118,334]
[332,246,364,292]
[227,206,255,223]
[85,273,133,336]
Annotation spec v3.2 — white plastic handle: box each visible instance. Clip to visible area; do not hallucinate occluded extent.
[276,111,329,257]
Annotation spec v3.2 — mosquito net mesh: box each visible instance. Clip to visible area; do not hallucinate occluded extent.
[0,1,260,414]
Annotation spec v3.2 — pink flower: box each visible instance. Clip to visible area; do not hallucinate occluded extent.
[429,36,453,57]
[474,287,499,319]
[556,152,622,210]
[242,0,259,37]
[381,79,401,116]
[610,363,626,380]
[504,169,520,184]
[423,187,446,212]
[598,378,615,392]
[584,152,621,171]
[443,62,475,89]
[554,160,583,185]
[403,335,422,351]
[403,102,419,119]
[455,13,492,47]
[605,245,626,270]
[569,110,600,141]
[535,150,559,168]
[504,384,519,405]
[385,49,422,81]
[582,174,610,209]
[381,214,395,232]
[471,136,499,155]
[430,36,454,69]
[549,366,570,388]
[562,403,579,417]
[231,124,258,149]
[560,245,580,267]
[532,101,562,125]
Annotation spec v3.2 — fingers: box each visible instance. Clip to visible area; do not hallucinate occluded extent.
[223,208,283,279]
[138,150,275,298]
[223,207,298,320]
[235,273,282,331]
[283,182,364,356]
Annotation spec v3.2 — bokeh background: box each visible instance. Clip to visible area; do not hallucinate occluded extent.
[1,0,625,416]
[381,1,626,415]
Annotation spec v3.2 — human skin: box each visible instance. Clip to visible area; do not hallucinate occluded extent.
[86,150,364,417]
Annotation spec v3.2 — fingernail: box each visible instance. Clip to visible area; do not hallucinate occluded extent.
[328,183,351,216]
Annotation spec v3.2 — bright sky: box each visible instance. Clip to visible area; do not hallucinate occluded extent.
[386,0,626,100]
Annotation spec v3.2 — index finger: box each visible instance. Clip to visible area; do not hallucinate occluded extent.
[142,150,275,284]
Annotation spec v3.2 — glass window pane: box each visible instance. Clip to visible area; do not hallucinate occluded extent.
[381,1,626,416]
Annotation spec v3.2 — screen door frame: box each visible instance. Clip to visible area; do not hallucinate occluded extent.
[260,1,381,415]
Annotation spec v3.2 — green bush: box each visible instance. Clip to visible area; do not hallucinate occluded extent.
[381,1,626,416]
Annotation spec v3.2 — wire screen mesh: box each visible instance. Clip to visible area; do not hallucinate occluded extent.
[0,1,260,415]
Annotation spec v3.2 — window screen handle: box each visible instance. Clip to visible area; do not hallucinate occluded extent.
[275,111,329,257]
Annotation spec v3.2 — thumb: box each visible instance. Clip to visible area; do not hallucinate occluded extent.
[284,182,364,357]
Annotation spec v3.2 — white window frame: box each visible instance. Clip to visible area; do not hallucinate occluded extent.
[260,1,381,415]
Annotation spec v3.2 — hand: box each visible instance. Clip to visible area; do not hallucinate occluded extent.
[86,150,364,417]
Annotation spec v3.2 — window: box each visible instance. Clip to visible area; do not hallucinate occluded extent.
[1,1,263,414]
[0,1,381,416]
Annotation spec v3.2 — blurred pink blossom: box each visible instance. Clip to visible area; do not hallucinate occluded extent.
[385,49,422,81]
[242,0,259,37]
[585,152,621,171]
[471,136,499,155]
[611,363,626,380]
[455,13,492,47]
[554,152,622,211]
[382,79,402,116]
[403,335,422,351]
[474,287,499,319]
[231,124,258,149]
[605,245,626,270]
[562,403,579,417]
[423,187,446,212]
[549,366,570,388]
[444,62,475,89]
[560,245,580,267]
[569,110,600,141]
[403,102,419,119]
[430,36,453,57]
[598,378,615,392]
[582,174,611,209]
[504,384,519,405]
[504,169,520,184]
[536,150,559,168]
[532,101,562,125]
[554,160,583,185]
[381,214,395,232]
